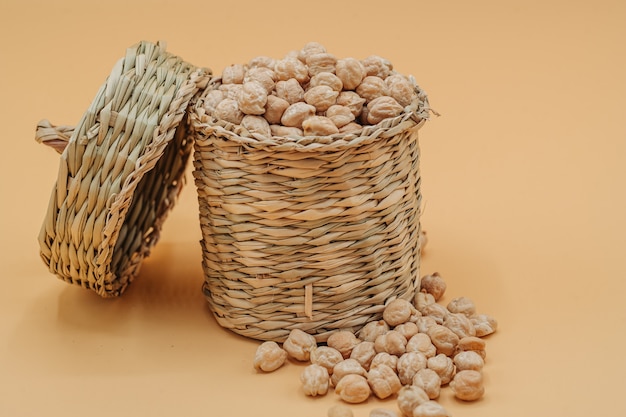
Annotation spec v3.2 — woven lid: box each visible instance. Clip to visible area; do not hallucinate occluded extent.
[36,40,211,297]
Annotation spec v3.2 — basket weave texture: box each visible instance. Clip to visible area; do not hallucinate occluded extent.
[36,41,210,297]
[191,78,431,342]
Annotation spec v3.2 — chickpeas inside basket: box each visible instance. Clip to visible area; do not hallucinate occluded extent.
[190,43,433,342]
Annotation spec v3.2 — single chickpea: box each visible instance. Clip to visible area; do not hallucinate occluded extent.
[449,370,484,401]
[471,314,498,337]
[374,330,407,356]
[443,313,476,339]
[419,273,446,302]
[298,41,327,63]
[426,354,455,385]
[264,95,290,125]
[406,333,437,359]
[241,115,271,138]
[394,322,419,341]
[283,328,317,361]
[274,58,310,83]
[414,292,436,314]
[270,125,303,137]
[336,91,366,118]
[350,341,377,370]
[367,96,404,124]
[411,368,441,400]
[383,298,416,327]
[447,297,477,317]
[244,66,276,94]
[310,346,344,374]
[339,122,363,134]
[247,55,276,70]
[326,105,356,128]
[221,63,246,84]
[358,320,390,343]
[213,98,244,124]
[412,400,451,417]
[203,89,224,115]
[369,409,399,417]
[303,116,340,136]
[397,351,428,385]
[370,352,398,373]
[367,364,402,399]
[453,350,484,372]
[356,76,388,103]
[219,83,243,100]
[385,74,415,107]
[327,330,361,359]
[331,358,368,387]
[427,325,459,357]
[306,52,338,77]
[397,385,429,417]
[421,303,449,325]
[336,57,366,90]
[237,81,268,115]
[281,102,316,128]
[253,341,287,372]
[300,364,330,397]
[361,55,393,79]
[456,336,486,360]
[414,316,438,334]
[334,374,371,404]
[275,79,305,104]
[309,72,343,92]
[304,85,339,112]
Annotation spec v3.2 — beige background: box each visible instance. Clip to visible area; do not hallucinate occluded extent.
[1,0,625,415]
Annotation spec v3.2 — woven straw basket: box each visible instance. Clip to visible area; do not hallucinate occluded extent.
[36,41,210,297]
[191,77,432,342]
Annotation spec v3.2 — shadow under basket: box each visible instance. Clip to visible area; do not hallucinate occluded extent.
[191,79,432,342]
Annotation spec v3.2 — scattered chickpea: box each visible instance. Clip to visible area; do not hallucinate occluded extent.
[283,328,317,361]
[471,314,498,337]
[419,273,446,302]
[414,316,438,334]
[420,303,448,325]
[453,350,484,372]
[397,385,429,417]
[456,336,487,360]
[300,364,330,396]
[449,370,484,401]
[374,330,407,356]
[331,358,368,387]
[427,325,459,357]
[350,341,377,370]
[397,352,428,385]
[394,322,419,341]
[334,373,371,404]
[253,341,287,372]
[426,354,455,385]
[414,292,436,314]
[412,400,451,417]
[443,312,476,339]
[412,368,441,400]
[310,346,344,374]
[327,330,361,359]
[406,333,437,359]
[367,364,402,399]
[370,352,399,373]
[447,297,477,317]
[358,320,390,343]
[383,298,415,327]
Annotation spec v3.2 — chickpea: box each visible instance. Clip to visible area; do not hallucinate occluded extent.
[310,346,344,374]
[274,58,310,84]
[385,74,415,107]
[281,102,316,128]
[449,370,484,401]
[306,52,337,76]
[283,328,317,361]
[203,89,224,115]
[241,115,271,138]
[327,330,361,359]
[394,322,419,341]
[237,81,268,115]
[356,76,388,102]
[421,303,448,325]
[213,98,244,124]
[406,333,437,359]
[397,352,428,385]
[304,85,339,112]
[298,41,327,63]
[419,273,446,302]
[383,298,415,327]
[244,66,276,94]
[300,364,330,396]
[275,79,305,104]
[253,341,287,372]
[309,72,343,92]
[336,57,366,90]
[374,330,407,356]
[447,297,477,317]
[411,368,441,400]
[248,55,275,69]
[443,313,476,339]
[397,385,429,417]
[264,95,290,124]
[338,122,363,134]
[350,341,377,370]
[427,325,459,357]
[328,405,354,417]
[336,91,366,117]
[221,63,246,84]
[270,125,303,138]
[302,116,340,136]
[456,336,486,360]
[367,364,402,399]
[331,358,368,387]
[370,409,399,417]
[453,350,484,372]
[414,292,436,314]
[471,314,498,337]
[326,105,356,128]
[370,352,398,373]
[358,320,390,343]
[334,374,371,404]
[426,354,455,385]
[361,55,393,79]
[367,96,404,124]
[414,316,438,334]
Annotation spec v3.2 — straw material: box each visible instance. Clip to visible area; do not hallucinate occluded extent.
[36,41,210,297]
[191,79,432,342]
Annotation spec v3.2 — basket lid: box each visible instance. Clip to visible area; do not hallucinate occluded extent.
[35,40,211,297]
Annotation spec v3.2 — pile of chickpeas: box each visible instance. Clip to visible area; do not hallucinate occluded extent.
[253,270,498,417]
[203,42,419,138]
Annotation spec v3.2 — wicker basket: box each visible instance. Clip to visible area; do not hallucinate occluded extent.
[36,41,210,297]
[191,78,432,342]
